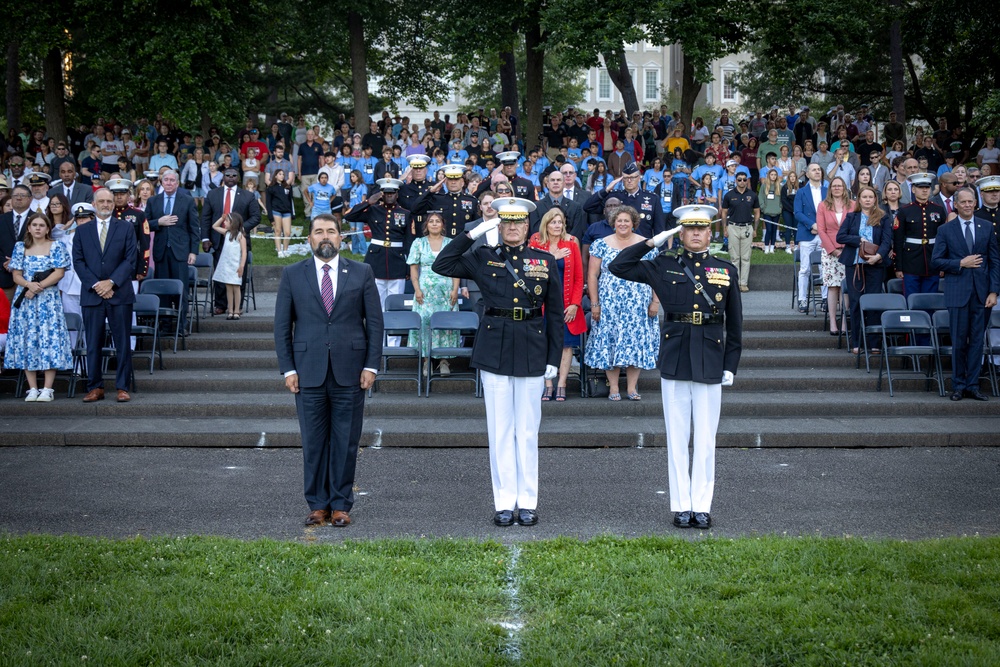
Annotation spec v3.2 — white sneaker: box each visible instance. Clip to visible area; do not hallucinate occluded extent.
[24,388,40,402]
[36,388,54,402]
[785,247,793,254]
[438,360,451,376]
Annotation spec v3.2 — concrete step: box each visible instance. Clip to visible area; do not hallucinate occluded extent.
[2,389,996,420]
[3,415,999,449]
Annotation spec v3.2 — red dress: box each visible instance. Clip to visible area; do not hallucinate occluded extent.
[528,234,587,336]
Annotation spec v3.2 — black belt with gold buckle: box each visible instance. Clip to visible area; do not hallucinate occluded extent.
[486,307,543,321]
[664,312,721,325]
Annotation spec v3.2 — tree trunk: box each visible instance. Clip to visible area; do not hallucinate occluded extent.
[888,0,905,125]
[603,48,639,116]
[347,11,370,129]
[201,113,212,141]
[499,48,520,124]
[42,47,66,143]
[523,18,544,150]
[680,57,701,127]
[6,41,21,135]
[264,82,279,127]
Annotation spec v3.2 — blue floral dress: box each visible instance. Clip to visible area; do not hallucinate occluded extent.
[584,238,659,370]
[3,241,73,371]
[405,236,458,356]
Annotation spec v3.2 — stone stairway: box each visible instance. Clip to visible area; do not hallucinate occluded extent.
[3,274,999,450]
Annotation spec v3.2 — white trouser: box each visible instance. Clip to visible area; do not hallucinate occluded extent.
[62,293,82,350]
[661,378,722,513]
[375,278,405,346]
[481,370,544,511]
[796,236,823,304]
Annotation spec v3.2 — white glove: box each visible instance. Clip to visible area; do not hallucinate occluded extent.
[469,218,500,240]
[544,365,558,380]
[721,370,734,387]
[650,230,672,248]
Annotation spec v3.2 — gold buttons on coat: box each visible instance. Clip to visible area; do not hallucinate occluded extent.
[513,298,519,303]
[693,304,699,309]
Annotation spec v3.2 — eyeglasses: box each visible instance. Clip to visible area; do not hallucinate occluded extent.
[736,177,747,182]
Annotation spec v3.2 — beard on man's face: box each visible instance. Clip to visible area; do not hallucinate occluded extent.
[313,239,338,259]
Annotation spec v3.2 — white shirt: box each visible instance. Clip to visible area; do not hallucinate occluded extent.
[284,254,377,377]
[30,196,50,213]
[810,184,823,211]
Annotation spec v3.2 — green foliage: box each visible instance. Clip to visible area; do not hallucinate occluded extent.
[458,37,587,117]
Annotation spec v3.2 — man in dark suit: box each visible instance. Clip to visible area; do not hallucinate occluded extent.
[274,214,383,527]
[147,170,200,330]
[0,185,33,303]
[530,170,588,239]
[201,167,260,314]
[47,162,93,207]
[932,187,1000,401]
[72,188,138,403]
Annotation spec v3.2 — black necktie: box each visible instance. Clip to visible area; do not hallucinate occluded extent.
[965,221,974,254]
[14,213,22,235]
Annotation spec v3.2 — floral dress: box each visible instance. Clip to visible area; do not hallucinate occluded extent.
[405,236,458,356]
[584,238,659,370]
[3,241,73,371]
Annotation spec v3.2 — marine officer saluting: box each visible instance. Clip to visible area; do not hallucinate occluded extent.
[344,178,412,345]
[411,164,480,238]
[399,154,434,237]
[609,204,743,530]
[433,197,563,528]
[893,172,947,295]
[474,151,538,201]
[582,162,667,238]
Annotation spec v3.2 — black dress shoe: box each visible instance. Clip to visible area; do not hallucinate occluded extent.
[516,508,538,526]
[964,389,989,402]
[673,511,692,528]
[950,391,964,401]
[691,512,712,529]
[493,510,515,527]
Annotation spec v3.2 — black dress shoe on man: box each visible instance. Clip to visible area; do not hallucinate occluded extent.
[691,512,712,529]
[493,510,515,527]
[516,508,538,526]
[673,511,692,528]
[964,388,989,401]
[950,391,964,401]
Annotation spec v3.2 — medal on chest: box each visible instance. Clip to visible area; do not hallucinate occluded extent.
[523,258,549,280]
[705,266,731,286]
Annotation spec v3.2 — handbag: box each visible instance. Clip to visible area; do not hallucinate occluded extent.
[12,268,55,309]
[859,240,879,261]
[586,375,611,398]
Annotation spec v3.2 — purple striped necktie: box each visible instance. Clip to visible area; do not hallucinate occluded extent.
[321,264,335,315]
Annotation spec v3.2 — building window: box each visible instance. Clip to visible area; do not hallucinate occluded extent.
[625,42,637,52]
[598,69,612,101]
[722,70,738,102]
[644,69,660,101]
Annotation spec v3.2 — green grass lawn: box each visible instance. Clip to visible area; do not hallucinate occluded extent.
[2,535,999,665]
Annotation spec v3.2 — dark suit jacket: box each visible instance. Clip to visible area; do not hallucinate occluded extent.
[529,194,588,239]
[0,210,31,289]
[147,191,201,262]
[72,217,138,308]
[47,182,94,206]
[200,186,261,249]
[836,212,893,267]
[931,216,1000,308]
[273,257,383,388]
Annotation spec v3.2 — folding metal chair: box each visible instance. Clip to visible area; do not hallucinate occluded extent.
[132,293,163,373]
[140,278,185,352]
[857,293,906,372]
[426,310,479,396]
[194,252,214,317]
[906,292,946,314]
[385,293,415,311]
[878,309,944,397]
[370,310,422,397]
[886,278,904,295]
[241,251,256,312]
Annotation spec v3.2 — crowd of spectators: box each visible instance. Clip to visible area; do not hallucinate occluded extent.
[1,103,998,400]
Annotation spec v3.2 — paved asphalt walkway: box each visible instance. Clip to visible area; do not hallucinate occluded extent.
[2,446,998,542]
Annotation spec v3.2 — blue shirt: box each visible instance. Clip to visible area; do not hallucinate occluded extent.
[298,141,323,175]
[692,164,725,187]
[643,168,666,192]
[447,150,468,165]
[349,183,368,208]
[307,183,337,217]
[353,156,378,185]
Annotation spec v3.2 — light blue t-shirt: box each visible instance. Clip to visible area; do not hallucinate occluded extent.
[307,183,337,218]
